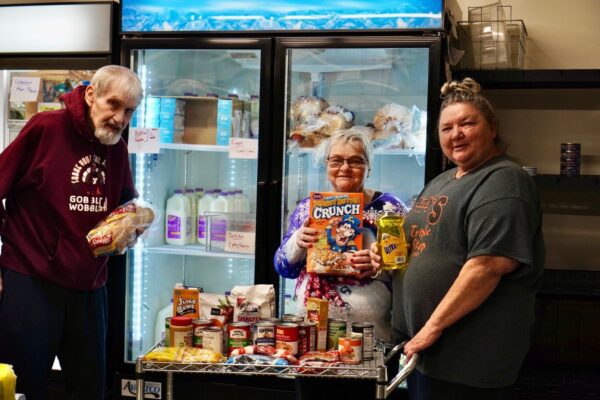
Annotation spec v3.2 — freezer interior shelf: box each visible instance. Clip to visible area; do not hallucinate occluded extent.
[160,143,230,152]
[141,351,384,379]
[142,244,255,259]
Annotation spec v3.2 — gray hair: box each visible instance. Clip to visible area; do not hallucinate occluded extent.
[317,128,374,169]
[90,65,143,105]
[440,77,507,151]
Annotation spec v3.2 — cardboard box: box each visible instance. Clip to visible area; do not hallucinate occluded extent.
[183,97,243,145]
[306,297,329,351]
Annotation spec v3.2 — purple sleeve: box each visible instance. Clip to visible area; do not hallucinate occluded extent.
[273,197,310,279]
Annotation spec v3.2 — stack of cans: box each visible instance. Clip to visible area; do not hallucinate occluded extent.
[560,143,581,177]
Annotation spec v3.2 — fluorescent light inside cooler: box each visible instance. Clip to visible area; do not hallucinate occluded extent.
[0,4,111,53]
[130,153,147,343]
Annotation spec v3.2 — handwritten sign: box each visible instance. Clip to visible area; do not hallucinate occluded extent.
[10,76,41,102]
[128,127,160,153]
[224,231,255,254]
[229,137,258,159]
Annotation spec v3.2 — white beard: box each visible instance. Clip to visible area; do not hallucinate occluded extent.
[95,126,122,145]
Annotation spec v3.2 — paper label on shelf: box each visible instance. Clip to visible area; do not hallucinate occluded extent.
[128,127,160,153]
[121,378,162,398]
[225,231,255,254]
[10,76,40,102]
[229,137,258,159]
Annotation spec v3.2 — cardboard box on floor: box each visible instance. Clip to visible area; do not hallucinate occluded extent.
[182,96,244,145]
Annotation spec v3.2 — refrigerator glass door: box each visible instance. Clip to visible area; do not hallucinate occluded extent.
[1,69,95,149]
[125,48,262,362]
[279,46,430,315]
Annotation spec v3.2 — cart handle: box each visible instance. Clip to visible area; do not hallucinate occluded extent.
[376,341,419,399]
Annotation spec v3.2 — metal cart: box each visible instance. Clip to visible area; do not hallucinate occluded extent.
[134,342,418,400]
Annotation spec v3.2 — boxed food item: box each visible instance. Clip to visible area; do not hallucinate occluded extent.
[307,192,364,276]
[306,297,329,351]
[173,284,200,319]
[182,96,243,145]
[160,97,186,115]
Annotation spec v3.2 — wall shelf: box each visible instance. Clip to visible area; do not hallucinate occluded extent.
[453,69,600,89]
[533,174,600,190]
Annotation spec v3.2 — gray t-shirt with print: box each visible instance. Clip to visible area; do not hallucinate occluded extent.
[392,155,545,388]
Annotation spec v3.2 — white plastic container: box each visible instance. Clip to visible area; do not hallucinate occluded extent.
[185,188,197,244]
[209,191,230,250]
[197,189,214,246]
[154,299,173,346]
[165,189,191,245]
[239,190,251,213]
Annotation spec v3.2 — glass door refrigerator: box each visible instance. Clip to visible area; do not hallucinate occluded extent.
[270,36,443,318]
[112,36,275,397]
[114,1,447,397]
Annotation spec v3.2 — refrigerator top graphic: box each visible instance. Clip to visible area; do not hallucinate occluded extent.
[121,0,444,32]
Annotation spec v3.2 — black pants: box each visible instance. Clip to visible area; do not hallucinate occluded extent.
[407,369,513,400]
[0,268,107,400]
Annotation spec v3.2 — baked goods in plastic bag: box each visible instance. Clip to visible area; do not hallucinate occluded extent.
[315,105,355,137]
[143,347,225,363]
[86,199,155,257]
[372,103,412,145]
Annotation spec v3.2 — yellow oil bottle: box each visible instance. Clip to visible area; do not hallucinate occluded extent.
[376,205,408,270]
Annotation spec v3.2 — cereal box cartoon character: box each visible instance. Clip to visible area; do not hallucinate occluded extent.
[326,214,361,253]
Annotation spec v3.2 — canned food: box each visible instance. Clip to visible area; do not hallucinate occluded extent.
[339,334,363,364]
[254,321,276,353]
[202,327,224,354]
[164,317,172,347]
[282,314,304,323]
[560,143,581,177]
[327,318,347,350]
[227,322,252,355]
[297,321,317,356]
[192,319,212,348]
[276,322,299,356]
[351,322,374,360]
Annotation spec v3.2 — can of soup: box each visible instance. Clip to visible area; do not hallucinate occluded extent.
[202,327,224,354]
[351,322,374,360]
[276,322,299,356]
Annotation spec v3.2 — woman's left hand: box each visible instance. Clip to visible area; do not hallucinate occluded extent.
[350,249,380,279]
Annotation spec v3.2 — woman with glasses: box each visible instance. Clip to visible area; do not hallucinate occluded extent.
[274,128,406,345]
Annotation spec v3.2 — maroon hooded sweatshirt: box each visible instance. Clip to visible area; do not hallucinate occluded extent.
[0,85,136,290]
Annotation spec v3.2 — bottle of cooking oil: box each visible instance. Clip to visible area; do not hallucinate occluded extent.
[376,204,408,270]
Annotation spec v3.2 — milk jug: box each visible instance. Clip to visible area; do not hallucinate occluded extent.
[165,189,191,245]
[197,189,214,247]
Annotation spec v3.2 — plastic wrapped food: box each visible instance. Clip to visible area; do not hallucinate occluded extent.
[289,96,330,147]
[86,199,155,257]
[315,105,355,137]
[373,103,411,133]
[143,347,225,363]
[298,350,341,374]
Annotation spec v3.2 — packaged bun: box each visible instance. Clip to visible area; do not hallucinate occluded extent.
[372,103,411,140]
[86,199,155,257]
[315,105,355,137]
[290,96,329,126]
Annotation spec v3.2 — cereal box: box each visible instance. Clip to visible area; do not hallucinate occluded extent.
[306,297,329,352]
[307,192,363,277]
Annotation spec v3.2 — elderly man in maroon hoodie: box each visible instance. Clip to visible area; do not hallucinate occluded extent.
[0,65,143,400]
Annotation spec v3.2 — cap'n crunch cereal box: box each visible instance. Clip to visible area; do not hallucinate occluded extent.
[307,192,363,276]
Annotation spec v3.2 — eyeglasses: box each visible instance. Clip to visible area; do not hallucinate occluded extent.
[326,157,367,169]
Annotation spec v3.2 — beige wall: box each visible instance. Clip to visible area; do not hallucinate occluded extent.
[455,1,600,271]
[455,0,600,69]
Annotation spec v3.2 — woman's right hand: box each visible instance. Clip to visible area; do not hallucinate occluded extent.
[296,219,319,249]
[369,242,382,269]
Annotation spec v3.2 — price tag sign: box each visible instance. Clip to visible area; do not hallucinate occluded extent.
[229,137,258,159]
[224,231,255,254]
[128,127,160,153]
[10,76,41,102]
